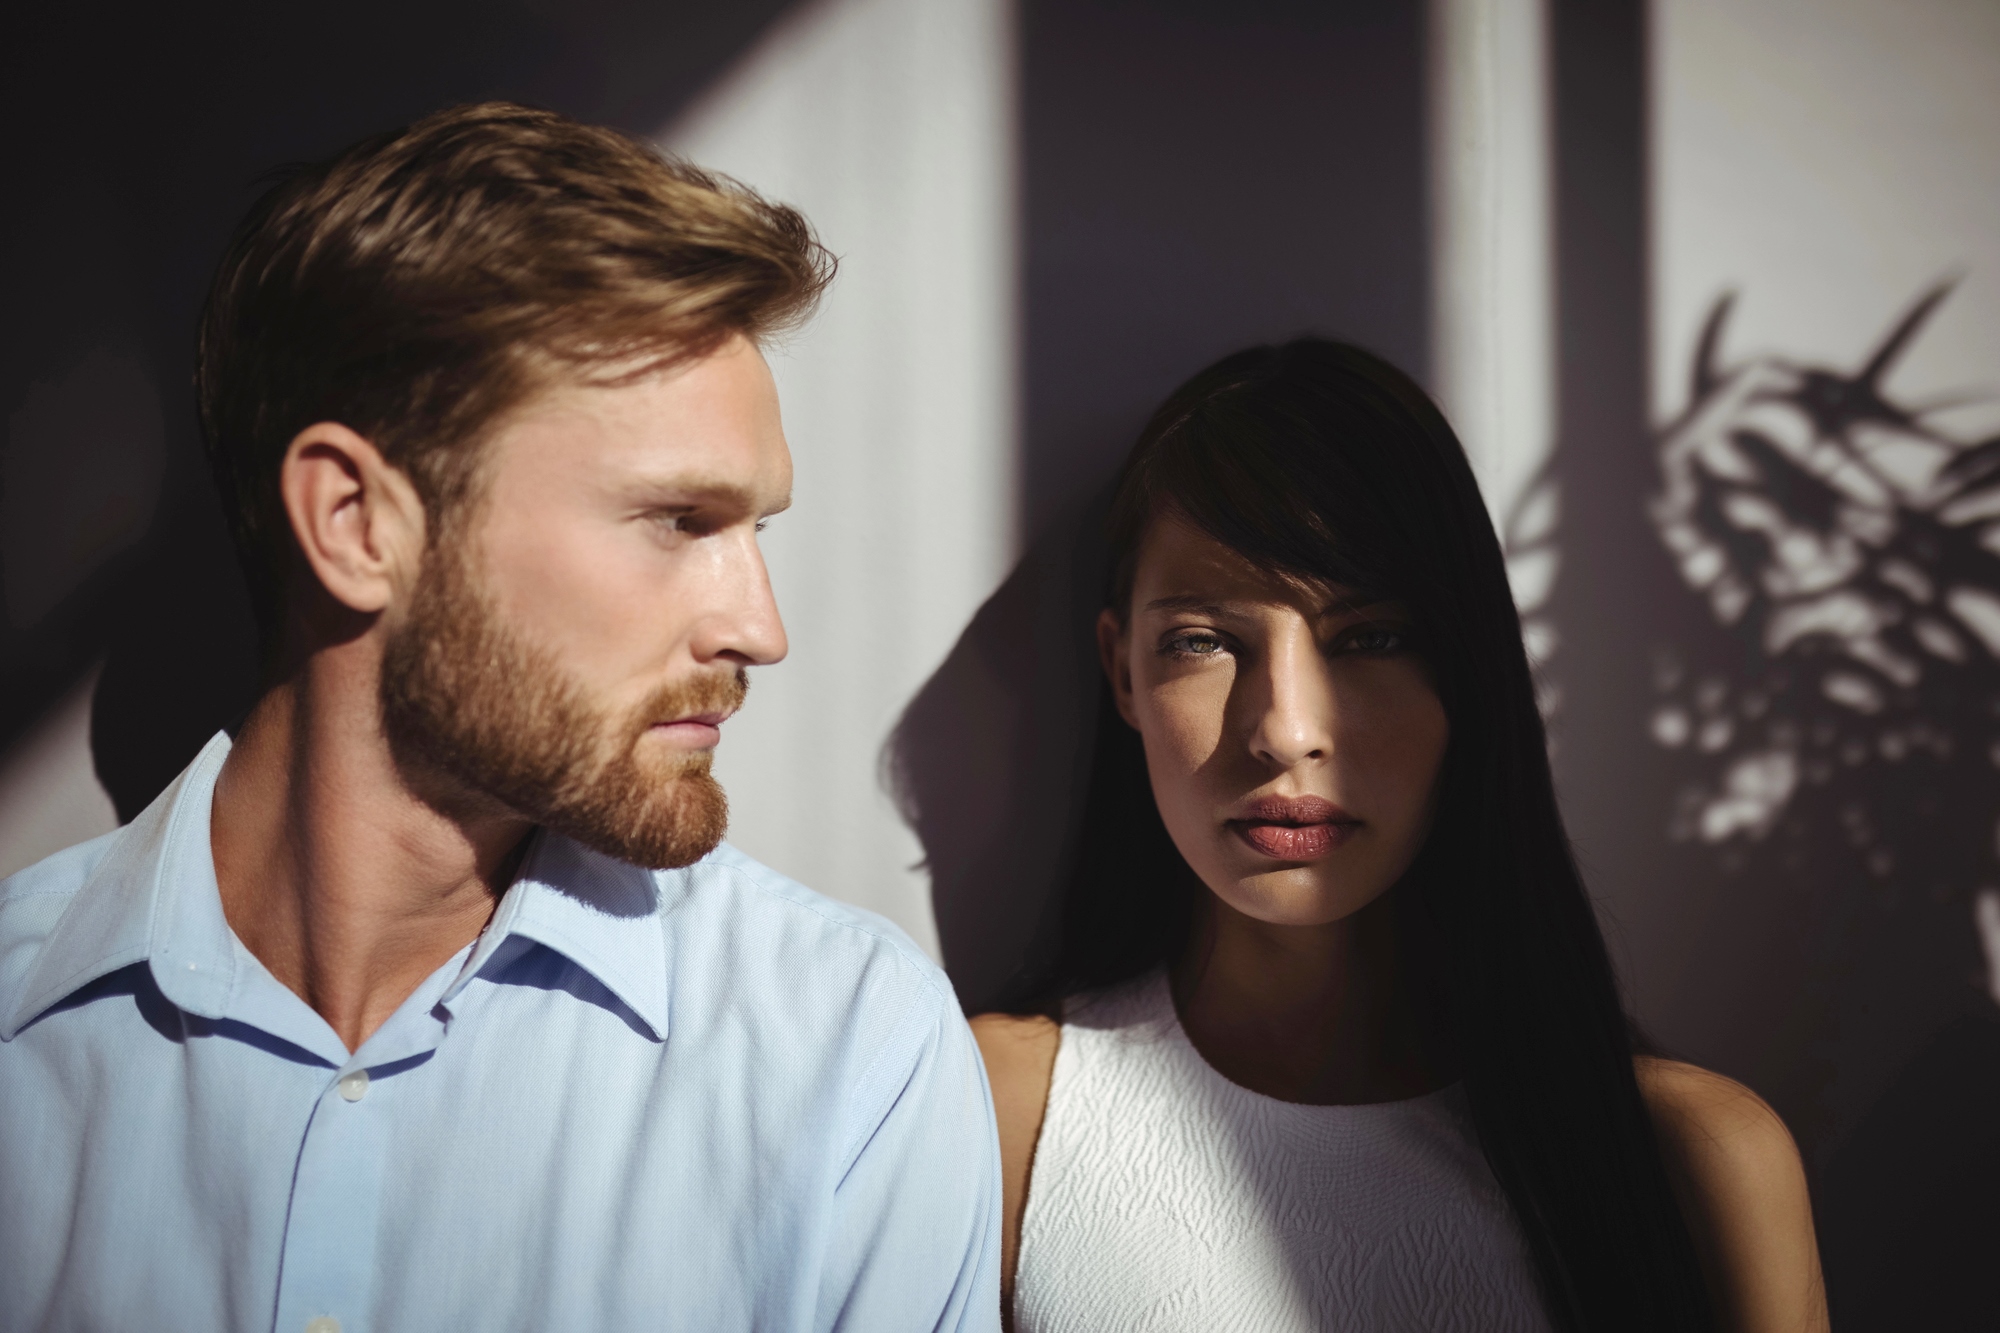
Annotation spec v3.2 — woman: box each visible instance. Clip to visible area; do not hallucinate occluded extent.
[972,339,1827,1332]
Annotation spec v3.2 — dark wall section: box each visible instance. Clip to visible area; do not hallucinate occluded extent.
[1,0,796,819]
[1018,0,1432,542]
[904,0,1431,1011]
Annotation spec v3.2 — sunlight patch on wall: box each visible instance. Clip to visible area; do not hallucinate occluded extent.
[1429,0,1556,631]
[0,667,117,881]
[660,0,1017,958]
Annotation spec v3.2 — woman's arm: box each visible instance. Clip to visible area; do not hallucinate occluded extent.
[1637,1058,1829,1333]
[969,1014,1061,1328]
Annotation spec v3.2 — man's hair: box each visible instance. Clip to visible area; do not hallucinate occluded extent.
[197,100,833,650]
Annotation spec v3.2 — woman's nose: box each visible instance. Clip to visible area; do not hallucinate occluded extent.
[1248,627,1332,769]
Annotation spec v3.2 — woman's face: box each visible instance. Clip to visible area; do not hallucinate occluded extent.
[1101,513,1450,928]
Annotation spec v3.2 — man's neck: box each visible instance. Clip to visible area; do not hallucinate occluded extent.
[210,653,530,1053]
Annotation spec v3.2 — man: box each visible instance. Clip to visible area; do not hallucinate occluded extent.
[0,103,1000,1331]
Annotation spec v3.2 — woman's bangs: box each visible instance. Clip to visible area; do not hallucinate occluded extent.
[1154,397,1399,608]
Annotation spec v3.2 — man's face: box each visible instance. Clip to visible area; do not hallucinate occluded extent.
[380,334,791,868]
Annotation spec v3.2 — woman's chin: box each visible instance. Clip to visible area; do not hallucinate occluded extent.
[1209,864,1393,929]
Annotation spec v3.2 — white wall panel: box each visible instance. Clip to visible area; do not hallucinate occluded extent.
[662,0,1018,958]
[1652,0,2000,436]
[1430,0,1554,531]
[1429,0,1558,669]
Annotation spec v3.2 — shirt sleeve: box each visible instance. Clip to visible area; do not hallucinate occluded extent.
[818,989,1003,1333]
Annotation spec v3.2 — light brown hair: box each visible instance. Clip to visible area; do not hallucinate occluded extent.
[197,100,833,650]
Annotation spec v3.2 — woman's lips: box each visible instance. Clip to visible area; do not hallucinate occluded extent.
[1226,795,1359,862]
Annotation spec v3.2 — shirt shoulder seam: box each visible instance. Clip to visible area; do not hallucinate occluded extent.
[0,884,89,903]
[836,985,945,1173]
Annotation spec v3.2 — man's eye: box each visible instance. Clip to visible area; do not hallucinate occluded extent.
[652,511,712,537]
[1163,632,1228,658]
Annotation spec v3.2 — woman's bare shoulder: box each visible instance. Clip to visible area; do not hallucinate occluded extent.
[1638,1058,1812,1219]
[1636,1057,1829,1332]
[1639,1058,1795,1162]
[970,1014,1061,1138]
[971,1014,1061,1322]
[971,1011,1060,1056]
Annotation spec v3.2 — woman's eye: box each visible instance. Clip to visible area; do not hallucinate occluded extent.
[1339,623,1412,655]
[1162,632,1228,659]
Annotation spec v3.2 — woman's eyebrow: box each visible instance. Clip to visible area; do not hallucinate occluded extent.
[1322,593,1398,617]
[1142,593,1234,617]
[1142,590,1403,618]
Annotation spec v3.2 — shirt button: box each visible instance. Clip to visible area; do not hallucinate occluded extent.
[337,1070,370,1102]
[305,1319,341,1333]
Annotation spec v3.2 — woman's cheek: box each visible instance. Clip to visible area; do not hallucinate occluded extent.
[1137,689,1224,826]
[1149,666,1232,756]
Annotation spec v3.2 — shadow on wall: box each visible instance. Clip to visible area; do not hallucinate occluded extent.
[886,488,1115,1013]
[90,492,263,820]
[1817,1007,2000,1327]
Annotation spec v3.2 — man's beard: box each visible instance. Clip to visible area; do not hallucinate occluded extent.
[378,543,743,870]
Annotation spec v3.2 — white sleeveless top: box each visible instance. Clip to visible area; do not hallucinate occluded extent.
[1013,972,1552,1332]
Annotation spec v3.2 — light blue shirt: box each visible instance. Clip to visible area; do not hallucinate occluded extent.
[0,733,1001,1332]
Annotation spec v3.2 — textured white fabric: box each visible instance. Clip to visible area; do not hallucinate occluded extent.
[1014,972,1552,1332]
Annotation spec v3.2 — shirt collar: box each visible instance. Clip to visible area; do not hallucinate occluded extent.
[3,731,233,1039]
[4,731,675,1046]
[442,831,673,1043]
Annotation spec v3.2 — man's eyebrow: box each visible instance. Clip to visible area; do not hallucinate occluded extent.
[627,475,787,515]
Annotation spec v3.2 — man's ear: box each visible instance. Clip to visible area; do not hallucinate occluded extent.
[279,422,428,615]
[1095,607,1139,729]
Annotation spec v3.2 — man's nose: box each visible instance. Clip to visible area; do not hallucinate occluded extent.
[1248,627,1332,770]
[695,529,788,667]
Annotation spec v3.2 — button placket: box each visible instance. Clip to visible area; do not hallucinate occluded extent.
[272,1068,391,1333]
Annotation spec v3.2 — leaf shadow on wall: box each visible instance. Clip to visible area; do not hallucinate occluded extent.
[1627,281,2000,1327]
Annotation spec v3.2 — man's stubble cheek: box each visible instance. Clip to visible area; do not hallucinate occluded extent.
[380,523,746,868]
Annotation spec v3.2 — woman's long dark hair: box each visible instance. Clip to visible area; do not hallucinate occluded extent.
[1004,339,1717,1331]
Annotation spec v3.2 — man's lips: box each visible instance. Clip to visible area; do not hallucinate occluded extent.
[649,711,732,748]
[1226,794,1360,862]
